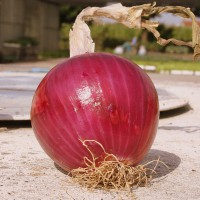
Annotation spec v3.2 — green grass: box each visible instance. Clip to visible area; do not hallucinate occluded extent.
[123,53,200,72]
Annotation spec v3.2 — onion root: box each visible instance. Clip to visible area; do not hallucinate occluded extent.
[70,140,168,192]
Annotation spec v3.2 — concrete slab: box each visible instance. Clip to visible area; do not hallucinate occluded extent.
[195,71,200,76]
[139,65,157,72]
[0,90,33,120]
[157,88,188,111]
[0,71,189,120]
[0,72,45,120]
[0,80,200,200]
[171,70,194,75]
[0,72,45,91]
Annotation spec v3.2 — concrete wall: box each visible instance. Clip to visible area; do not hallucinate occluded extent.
[0,0,25,49]
[38,1,60,51]
[0,0,60,52]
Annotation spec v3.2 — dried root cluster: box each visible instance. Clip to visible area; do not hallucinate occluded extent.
[70,140,164,191]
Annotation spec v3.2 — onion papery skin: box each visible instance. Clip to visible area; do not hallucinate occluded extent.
[31,52,159,172]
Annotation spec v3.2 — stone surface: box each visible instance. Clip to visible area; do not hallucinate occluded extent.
[1,60,200,199]
[0,71,189,120]
[157,88,188,111]
[0,72,44,120]
[0,78,200,200]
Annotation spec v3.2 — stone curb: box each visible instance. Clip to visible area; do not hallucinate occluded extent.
[139,65,200,76]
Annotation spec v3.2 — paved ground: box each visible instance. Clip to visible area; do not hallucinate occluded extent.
[1,57,200,81]
[0,71,189,120]
[0,58,195,120]
[0,59,200,199]
[0,58,64,72]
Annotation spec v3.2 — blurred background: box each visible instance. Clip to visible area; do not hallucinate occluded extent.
[0,0,200,71]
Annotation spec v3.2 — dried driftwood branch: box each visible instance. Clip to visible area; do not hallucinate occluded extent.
[69,3,200,59]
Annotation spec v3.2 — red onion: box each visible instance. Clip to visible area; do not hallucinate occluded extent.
[31,52,159,171]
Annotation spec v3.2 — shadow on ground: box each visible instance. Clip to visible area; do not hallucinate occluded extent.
[55,149,181,180]
[55,163,69,175]
[158,125,200,133]
[160,104,191,119]
[0,120,31,128]
[142,149,181,179]
[0,104,191,128]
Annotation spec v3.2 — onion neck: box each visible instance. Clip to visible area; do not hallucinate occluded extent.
[69,3,200,59]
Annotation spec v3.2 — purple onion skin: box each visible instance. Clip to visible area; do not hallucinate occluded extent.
[31,53,159,172]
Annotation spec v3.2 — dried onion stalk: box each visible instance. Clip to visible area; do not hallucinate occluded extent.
[70,2,200,59]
